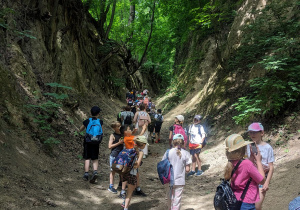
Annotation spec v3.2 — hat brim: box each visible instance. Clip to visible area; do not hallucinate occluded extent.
[227,141,252,152]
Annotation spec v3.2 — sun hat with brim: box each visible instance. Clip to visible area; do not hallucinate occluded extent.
[248,122,264,132]
[136,136,149,145]
[173,134,184,141]
[225,134,252,152]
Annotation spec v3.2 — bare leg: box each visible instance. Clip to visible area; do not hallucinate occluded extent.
[92,159,98,171]
[84,159,90,172]
[109,171,115,185]
[255,188,266,210]
[192,155,197,171]
[124,184,135,208]
[194,153,201,171]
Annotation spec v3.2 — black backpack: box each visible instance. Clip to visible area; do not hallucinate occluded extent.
[214,159,252,210]
[123,113,132,125]
[155,114,163,126]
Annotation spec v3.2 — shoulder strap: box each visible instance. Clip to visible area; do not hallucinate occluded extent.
[240,178,252,201]
[231,159,243,177]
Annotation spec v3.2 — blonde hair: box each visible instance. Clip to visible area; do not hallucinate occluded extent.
[224,146,246,180]
[111,121,121,128]
[172,139,184,158]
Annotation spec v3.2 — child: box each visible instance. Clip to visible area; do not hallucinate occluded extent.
[187,115,206,177]
[79,106,103,183]
[154,109,164,143]
[169,115,187,149]
[123,136,148,210]
[224,134,266,209]
[247,123,274,210]
[162,134,191,210]
[108,121,124,193]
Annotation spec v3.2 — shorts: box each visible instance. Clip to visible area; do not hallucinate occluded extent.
[123,173,137,185]
[240,202,255,210]
[155,125,162,133]
[148,125,155,133]
[190,148,201,155]
[259,184,263,188]
[83,141,100,160]
[109,155,115,171]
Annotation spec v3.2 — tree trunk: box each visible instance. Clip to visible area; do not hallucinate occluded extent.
[104,0,117,40]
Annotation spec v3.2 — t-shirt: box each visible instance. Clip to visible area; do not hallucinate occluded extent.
[189,124,206,144]
[231,159,264,204]
[154,114,164,122]
[110,133,123,157]
[124,135,135,149]
[121,111,134,126]
[162,148,192,186]
[83,117,103,128]
[246,143,274,175]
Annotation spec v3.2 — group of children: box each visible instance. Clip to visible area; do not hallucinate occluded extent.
[80,104,275,210]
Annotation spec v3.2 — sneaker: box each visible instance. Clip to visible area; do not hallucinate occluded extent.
[83,173,89,181]
[89,172,98,184]
[143,154,146,159]
[134,189,147,197]
[118,192,126,199]
[108,186,117,194]
[195,170,204,176]
[187,171,196,177]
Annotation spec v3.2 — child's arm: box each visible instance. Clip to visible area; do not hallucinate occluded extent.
[262,162,274,192]
[79,125,85,132]
[185,164,190,172]
[134,150,144,169]
[108,134,124,149]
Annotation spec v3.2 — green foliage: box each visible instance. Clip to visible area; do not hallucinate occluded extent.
[230,0,300,124]
[26,83,72,145]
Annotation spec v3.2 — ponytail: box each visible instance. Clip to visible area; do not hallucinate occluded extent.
[172,139,184,159]
[224,161,234,180]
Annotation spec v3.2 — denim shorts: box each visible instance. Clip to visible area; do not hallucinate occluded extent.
[259,184,263,188]
[109,155,115,171]
[241,202,255,210]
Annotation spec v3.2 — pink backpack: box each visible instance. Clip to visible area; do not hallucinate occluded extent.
[138,111,149,127]
[173,124,187,143]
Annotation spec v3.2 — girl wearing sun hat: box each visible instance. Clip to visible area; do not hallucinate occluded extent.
[224,134,266,210]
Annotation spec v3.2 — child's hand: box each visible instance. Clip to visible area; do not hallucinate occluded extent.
[133,162,139,169]
[262,182,269,192]
[119,139,124,144]
[253,146,262,162]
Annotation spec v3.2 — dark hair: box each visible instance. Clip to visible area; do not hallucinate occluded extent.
[146,108,150,112]
[157,109,162,113]
[124,124,134,131]
[125,106,131,111]
[91,106,101,116]
[139,104,145,110]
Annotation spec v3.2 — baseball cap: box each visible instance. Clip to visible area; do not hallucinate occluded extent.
[175,115,184,122]
[136,136,149,145]
[173,134,184,140]
[194,115,203,121]
[248,122,264,132]
[225,134,252,152]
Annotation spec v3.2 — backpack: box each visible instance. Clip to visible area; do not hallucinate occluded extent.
[173,124,188,143]
[189,124,208,148]
[84,118,103,144]
[157,149,174,186]
[123,112,132,125]
[117,111,122,123]
[213,159,252,210]
[149,113,156,127]
[128,99,133,106]
[112,148,137,175]
[138,111,149,127]
[155,114,163,126]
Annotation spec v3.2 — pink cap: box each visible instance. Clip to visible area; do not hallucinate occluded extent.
[248,122,264,132]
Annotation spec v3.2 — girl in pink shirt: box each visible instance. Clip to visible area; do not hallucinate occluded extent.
[224,134,266,210]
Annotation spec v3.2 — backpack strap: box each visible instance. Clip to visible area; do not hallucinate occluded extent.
[166,149,170,159]
[240,178,252,201]
[231,159,243,178]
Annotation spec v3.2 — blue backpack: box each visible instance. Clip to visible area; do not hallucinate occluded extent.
[85,118,103,144]
[112,148,137,175]
[157,149,174,186]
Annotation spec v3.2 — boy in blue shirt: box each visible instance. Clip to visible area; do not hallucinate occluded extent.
[79,106,103,183]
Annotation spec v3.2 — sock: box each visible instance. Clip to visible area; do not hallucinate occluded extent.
[84,172,89,175]
[136,186,141,191]
[124,208,128,210]
[121,190,126,194]
[109,184,113,188]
